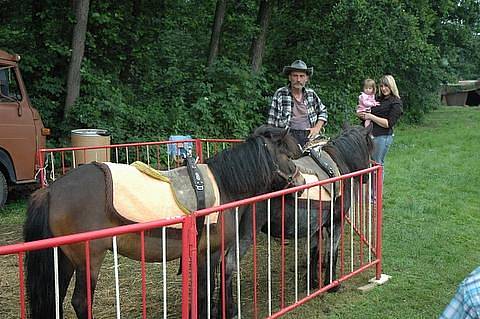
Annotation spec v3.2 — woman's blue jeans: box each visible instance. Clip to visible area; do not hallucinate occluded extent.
[372,134,393,167]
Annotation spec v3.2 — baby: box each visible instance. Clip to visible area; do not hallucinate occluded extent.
[357,78,380,127]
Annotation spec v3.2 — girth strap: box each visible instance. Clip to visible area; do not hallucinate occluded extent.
[309,148,335,178]
[185,156,206,210]
[178,156,206,276]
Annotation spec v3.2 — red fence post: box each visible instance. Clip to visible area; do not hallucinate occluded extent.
[195,139,203,163]
[37,150,47,187]
[375,165,383,280]
[182,215,198,319]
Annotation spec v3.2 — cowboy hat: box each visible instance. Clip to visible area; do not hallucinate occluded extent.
[283,60,313,76]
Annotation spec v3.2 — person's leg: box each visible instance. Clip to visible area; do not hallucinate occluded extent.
[372,134,393,166]
[290,130,309,148]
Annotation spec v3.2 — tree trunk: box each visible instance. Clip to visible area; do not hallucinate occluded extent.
[250,0,272,73]
[207,0,227,67]
[64,0,90,118]
[120,0,143,81]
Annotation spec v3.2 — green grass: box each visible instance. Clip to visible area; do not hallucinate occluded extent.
[0,199,27,225]
[1,106,479,318]
[285,106,480,318]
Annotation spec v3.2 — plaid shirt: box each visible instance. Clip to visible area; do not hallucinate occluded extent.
[267,84,327,129]
[440,266,480,319]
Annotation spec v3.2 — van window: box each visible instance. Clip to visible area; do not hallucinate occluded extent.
[0,66,22,101]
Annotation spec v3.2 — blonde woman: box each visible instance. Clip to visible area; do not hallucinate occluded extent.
[357,75,403,169]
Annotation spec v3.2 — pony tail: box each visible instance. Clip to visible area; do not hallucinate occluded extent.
[23,189,56,319]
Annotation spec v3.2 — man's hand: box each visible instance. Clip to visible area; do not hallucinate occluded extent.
[308,125,322,139]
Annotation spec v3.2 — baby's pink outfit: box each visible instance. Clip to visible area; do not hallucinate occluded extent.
[357,92,378,127]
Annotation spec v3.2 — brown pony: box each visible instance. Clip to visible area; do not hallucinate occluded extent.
[23,126,305,319]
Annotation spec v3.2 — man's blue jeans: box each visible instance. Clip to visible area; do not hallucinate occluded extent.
[372,134,393,167]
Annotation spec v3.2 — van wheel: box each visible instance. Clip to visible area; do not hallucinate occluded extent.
[0,171,7,208]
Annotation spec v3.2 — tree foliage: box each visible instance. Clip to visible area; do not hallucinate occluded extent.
[1,0,478,144]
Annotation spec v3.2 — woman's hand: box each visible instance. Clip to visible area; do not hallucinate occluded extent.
[357,112,370,121]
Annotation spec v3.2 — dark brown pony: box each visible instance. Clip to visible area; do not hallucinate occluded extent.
[23,126,305,319]
[220,124,374,318]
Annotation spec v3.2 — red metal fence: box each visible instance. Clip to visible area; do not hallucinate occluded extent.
[1,140,384,318]
[36,138,242,187]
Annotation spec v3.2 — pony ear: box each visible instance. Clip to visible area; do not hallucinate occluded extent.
[255,125,288,143]
[342,122,351,130]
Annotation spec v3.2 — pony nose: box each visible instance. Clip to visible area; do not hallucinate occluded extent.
[294,174,306,196]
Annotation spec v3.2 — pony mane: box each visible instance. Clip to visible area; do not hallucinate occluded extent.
[205,135,275,196]
[322,125,373,174]
[205,125,300,197]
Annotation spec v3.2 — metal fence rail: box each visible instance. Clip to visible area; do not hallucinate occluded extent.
[1,162,383,318]
[36,138,242,187]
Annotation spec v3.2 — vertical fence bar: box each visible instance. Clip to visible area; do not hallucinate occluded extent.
[85,241,92,319]
[252,203,258,319]
[329,184,334,284]
[140,231,147,319]
[190,216,198,319]
[368,173,373,262]
[53,247,60,319]
[359,175,364,266]
[318,187,323,288]
[220,211,226,319]
[294,192,299,302]
[38,150,46,187]
[376,166,384,279]
[206,215,211,319]
[112,236,121,319]
[181,217,192,319]
[162,227,167,319]
[18,252,26,319]
[195,139,203,163]
[280,195,285,308]
[267,199,272,316]
[340,180,345,277]
[235,207,242,319]
[306,190,311,295]
[350,178,355,273]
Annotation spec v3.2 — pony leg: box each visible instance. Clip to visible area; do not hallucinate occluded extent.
[322,222,342,292]
[197,249,220,319]
[218,244,248,319]
[309,230,320,289]
[71,250,106,319]
[58,252,75,317]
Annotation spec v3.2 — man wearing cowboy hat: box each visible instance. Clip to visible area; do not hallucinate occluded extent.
[267,60,327,147]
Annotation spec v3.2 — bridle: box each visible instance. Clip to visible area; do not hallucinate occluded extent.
[259,136,302,189]
[273,162,301,189]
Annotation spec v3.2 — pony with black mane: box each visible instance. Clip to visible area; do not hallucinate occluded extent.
[23,125,304,319]
[219,124,374,318]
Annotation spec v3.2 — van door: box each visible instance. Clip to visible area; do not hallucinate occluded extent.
[0,65,37,182]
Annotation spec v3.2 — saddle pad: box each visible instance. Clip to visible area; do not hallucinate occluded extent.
[298,173,337,202]
[104,162,220,228]
[294,154,341,201]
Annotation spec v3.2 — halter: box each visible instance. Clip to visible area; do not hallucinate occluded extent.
[273,163,301,189]
[259,135,301,189]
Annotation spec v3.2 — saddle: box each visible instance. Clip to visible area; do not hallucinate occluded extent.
[100,161,220,228]
[295,138,341,201]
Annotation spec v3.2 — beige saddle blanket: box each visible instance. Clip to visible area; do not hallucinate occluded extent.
[104,161,220,228]
[294,150,341,202]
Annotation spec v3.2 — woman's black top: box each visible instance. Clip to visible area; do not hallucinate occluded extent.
[371,95,403,137]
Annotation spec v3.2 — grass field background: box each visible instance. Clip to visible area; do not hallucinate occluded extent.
[1,106,479,318]
[286,106,480,318]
